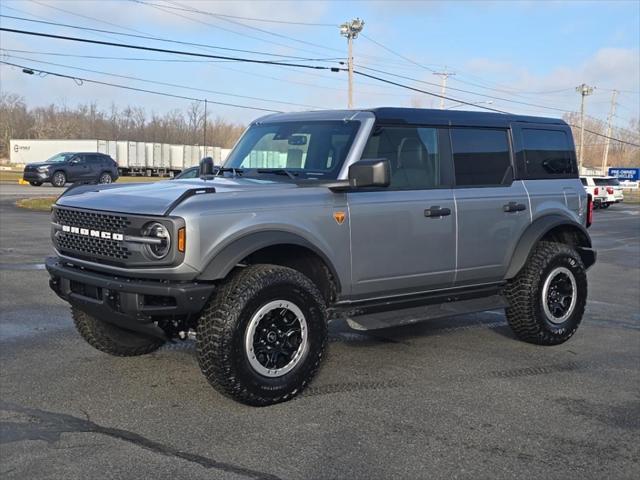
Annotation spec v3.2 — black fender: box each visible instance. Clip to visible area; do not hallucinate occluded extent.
[197,230,342,292]
[505,215,595,279]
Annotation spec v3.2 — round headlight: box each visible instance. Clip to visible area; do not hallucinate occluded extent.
[143,222,171,259]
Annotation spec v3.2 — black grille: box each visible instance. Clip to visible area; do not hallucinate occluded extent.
[53,207,132,262]
[54,208,130,233]
[57,232,130,260]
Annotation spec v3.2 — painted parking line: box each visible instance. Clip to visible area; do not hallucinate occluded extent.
[0,263,46,271]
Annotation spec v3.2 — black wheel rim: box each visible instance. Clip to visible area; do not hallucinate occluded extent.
[245,300,308,377]
[542,267,577,323]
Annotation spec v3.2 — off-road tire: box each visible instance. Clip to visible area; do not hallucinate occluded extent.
[51,171,66,188]
[29,181,43,186]
[504,241,587,345]
[72,307,164,356]
[197,265,328,406]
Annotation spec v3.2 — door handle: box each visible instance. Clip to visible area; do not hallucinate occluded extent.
[424,206,451,218]
[503,202,526,213]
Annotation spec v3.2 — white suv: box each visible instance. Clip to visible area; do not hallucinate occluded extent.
[593,177,624,208]
[580,177,609,209]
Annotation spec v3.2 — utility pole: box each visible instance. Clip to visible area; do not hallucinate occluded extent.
[576,83,594,171]
[340,18,364,108]
[203,98,208,146]
[433,70,455,109]
[601,89,618,176]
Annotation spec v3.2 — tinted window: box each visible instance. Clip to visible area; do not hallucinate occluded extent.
[451,128,511,186]
[580,178,587,186]
[593,177,620,186]
[86,155,103,165]
[361,126,450,189]
[523,129,574,176]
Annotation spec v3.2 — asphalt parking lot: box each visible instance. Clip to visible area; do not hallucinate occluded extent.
[1,187,638,480]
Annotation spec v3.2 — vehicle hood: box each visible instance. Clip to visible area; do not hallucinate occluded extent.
[55,177,299,216]
[25,162,60,168]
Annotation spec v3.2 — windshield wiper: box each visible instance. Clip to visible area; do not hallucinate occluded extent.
[214,167,243,177]
[255,168,298,179]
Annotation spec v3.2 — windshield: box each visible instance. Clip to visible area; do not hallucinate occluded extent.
[47,153,74,163]
[224,121,360,179]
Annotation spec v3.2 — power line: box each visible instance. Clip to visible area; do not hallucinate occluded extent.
[0,27,343,70]
[567,124,640,147]
[355,64,579,114]
[0,60,281,113]
[352,69,510,113]
[0,15,340,62]
[2,53,323,109]
[154,0,345,54]
[0,48,242,63]
[131,1,336,26]
[130,0,336,59]
[360,33,437,73]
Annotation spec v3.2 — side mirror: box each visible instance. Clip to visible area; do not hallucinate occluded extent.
[348,159,390,188]
[199,156,215,177]
[69,158,80,164]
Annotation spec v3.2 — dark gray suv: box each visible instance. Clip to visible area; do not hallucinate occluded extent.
[23,152,119,187]
[45,108,596,406]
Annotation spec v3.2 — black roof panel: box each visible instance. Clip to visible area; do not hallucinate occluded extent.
[368,107,567,127]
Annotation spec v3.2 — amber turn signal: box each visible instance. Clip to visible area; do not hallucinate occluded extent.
[178,227,186,252]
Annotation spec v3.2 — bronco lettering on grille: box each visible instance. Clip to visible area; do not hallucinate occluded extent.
[61,224,124,241]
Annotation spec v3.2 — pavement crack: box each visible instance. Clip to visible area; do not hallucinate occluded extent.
[0,401,283,480]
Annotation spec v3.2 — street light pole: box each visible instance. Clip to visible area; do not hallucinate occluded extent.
[203,98,208,146]
[576,83,594,171]
[340,18,364,108]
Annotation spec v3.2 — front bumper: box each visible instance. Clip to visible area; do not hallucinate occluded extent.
[23,171,50,182]
[46,257,215,339]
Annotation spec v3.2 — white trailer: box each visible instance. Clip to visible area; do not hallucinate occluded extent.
[10,139,100,165]
[170,145,184,171]
[97,140,117,159]
[10,138,224,176]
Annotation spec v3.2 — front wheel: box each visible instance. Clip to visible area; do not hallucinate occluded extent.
[51,171,66,187]
[504,241,587,345]
[197,265,328,406]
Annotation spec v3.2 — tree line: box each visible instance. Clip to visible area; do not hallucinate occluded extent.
[1,92,638,169]
[0,92,246,159]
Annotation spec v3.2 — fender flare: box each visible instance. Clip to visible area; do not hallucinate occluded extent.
[197,230,342,292]
[505,215,594,279]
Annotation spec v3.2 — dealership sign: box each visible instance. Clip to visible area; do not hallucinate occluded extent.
[608,167,639,181]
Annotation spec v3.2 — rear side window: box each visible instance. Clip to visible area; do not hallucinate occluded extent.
[580,178,587,186]
[86,155,102,165]
[451,128,511,187]
[522,129,575,177]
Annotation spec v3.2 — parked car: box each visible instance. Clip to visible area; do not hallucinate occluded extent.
[593,176,624,208]
[46,108,596,406]
[22,152,119,187]
[580,176,608,208]
[171,166,199,179]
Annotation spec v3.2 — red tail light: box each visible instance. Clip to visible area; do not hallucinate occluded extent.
[586,194,593,228]
[607,187,614,195]
[594,187,599,195]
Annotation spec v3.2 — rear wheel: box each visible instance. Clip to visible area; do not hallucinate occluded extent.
[98,172,113,184]
[29,181,42,186]
[504,241,587,345]
[72,307,164,356]
[51,171,66,187]
[197,265,328,406]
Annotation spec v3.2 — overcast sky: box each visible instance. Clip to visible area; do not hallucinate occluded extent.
[1,0,638,128]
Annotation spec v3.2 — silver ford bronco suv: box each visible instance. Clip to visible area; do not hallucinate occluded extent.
[47,108,596,406]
